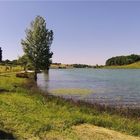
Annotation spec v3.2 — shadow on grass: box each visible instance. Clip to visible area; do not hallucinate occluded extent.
[0,130,15,139]
[0,89,9,93]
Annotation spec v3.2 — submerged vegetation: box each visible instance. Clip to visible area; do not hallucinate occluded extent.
[0,73,140,139]
[50,88,93,95]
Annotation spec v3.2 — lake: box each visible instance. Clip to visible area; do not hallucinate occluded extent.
[37,69,140,108]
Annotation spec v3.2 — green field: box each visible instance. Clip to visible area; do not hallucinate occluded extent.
[0,73,140,139]
[103,61,140,69]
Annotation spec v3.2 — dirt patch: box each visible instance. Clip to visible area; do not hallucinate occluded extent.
[16,72,29,78]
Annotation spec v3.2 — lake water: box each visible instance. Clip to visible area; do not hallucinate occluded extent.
[37,69,140,108]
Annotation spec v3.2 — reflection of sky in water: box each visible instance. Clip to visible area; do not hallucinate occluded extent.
[37,69,140,107]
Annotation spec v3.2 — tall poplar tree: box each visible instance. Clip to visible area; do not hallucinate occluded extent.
[0,47,2,62]
[21,16,53,81]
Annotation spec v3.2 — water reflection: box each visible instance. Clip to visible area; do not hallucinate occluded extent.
[37,73,49,92]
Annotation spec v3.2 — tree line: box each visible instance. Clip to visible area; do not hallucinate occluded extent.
[72,64,93,68]
[106,54,140,66]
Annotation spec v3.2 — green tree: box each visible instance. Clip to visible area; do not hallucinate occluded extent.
[0,47,2,62]
[21,16,53,81]
[106,54,140,66]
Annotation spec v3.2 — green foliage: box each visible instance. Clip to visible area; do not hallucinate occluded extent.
[94,64,104,68]
[21,16,53,73]
[73,64,92,68]
[0,59,20,66]
[106,54,140,66]
[18,55,29,71]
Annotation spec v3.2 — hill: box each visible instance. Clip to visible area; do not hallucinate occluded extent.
[106,54,140,66]
[104,61,140,69]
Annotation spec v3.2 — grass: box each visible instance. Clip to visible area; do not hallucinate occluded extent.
[0,65,23,73]
[103,61,140,69]
[0,74,140,139]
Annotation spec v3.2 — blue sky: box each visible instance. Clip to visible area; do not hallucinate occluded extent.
[0,1,140,65]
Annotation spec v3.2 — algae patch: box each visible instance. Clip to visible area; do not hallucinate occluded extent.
[50,88,93,95]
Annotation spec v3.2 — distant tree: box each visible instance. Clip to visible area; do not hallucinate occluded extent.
[73,64,92,68]
[0,47,2,62]
[106,54,140,66]
[4,59,10,64]
[11,60,18,65]
[21,16,53,81]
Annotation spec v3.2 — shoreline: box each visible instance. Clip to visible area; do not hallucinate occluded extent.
[46,94,140,118]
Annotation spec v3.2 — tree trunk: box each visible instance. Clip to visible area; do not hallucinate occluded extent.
[34,70,37,81]
[24,66,27,73]
[44,69,49,74]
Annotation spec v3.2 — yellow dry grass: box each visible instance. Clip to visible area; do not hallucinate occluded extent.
[45,124,140,140]
[0,65,23,73]
[72,124,140,140]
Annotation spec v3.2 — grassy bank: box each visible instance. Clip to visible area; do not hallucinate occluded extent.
[0,74,140,139]
[103,61,140,69]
